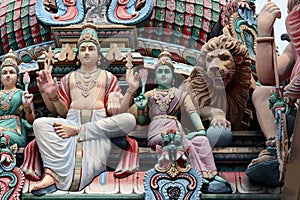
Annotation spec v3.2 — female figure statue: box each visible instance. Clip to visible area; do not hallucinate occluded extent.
[131,50,232,194]
[0,50,34,147]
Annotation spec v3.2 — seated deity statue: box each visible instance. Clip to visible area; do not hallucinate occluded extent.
[247,1,298,187]
[0,50,35,148]
[21,24,141,196]
[130,50,232,194]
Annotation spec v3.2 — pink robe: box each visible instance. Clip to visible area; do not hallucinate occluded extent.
[147,87,217,173]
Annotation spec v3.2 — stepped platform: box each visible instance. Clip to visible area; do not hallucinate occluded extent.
[21,172,281,200]
[20,130,283,199]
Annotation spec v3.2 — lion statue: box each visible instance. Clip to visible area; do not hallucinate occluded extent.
[180,34,252,133]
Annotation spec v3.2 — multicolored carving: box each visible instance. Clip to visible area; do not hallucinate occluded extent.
[144,128,202,200]
[269,89,291,183]
[0,135,25,200]
[35,0,84,25]
[84,0,110,24]
[107,0,153,24]
[0,0,257,63]
[0,0,52,55]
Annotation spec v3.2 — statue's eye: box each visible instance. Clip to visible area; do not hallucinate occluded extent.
[219,54,230,61]
[206,55,213,62]
[0,143,6,149]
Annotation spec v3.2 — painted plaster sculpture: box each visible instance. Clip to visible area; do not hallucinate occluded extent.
[246,0,299,187]
[35,0,85,25]
[0,50,35,148]
[132,50,232,194]
[144,128,202,200]
[107,0,154,24]
[21,24,140,196]
[180,34,251,146]
[0,134,25,200]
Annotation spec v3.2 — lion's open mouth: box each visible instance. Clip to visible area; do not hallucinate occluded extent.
[222,73,231,86]
[212,73,230,88]
[0,153,14,168]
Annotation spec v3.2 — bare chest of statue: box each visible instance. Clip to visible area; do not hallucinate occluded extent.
[69,69,107,110]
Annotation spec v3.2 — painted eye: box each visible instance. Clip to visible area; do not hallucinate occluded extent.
[157,69,163,74]
[165,69,171,74]
[219,54,230,61]
[0,142,6,149]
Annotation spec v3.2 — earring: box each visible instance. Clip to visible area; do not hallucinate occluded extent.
[97,59,101,66]
[76,61,80,66]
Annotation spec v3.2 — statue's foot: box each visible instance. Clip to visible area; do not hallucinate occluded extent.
[53,122,79,138]
[114,171,134,179]
[246,159,282,187]
[201,176,232,194]
[31,184,57,196]
[31,174,57,196]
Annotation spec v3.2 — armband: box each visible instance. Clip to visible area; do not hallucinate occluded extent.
[49,95,59,102]
[24,107,32,114]
[256,36,274,43]
[127,88,136,96]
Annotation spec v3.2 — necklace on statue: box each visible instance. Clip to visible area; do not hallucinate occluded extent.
[0,89,19,111]
[153,88,175,111]
[77,68,98,79]
[75,69,101,97]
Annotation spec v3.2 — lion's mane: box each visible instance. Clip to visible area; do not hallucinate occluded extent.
[181,34,251,130]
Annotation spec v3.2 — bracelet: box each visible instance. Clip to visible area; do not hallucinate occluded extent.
[197,126,205,131]
[127,88,136,96]
[49,95,59,102]
[256,36,274,43]
[24,107,32,114]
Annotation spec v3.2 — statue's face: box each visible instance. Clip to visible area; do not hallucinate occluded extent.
[78,42,99,67]
[1,66,18,88]
[155,65,174,89]
[205,49,235,88]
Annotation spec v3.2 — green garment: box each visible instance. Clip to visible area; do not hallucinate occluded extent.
[0,89,32,147]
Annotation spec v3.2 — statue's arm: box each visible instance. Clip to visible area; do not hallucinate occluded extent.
[256,2,294,85]
[183,94,205,131]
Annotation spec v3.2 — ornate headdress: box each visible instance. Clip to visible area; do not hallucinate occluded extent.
[154,49,175,70]
[77,24,100,47]
[0,49,19,71]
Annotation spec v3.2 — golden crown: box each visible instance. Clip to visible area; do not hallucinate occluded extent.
[155,49,174,70]
[77,24,100,47]
[0,49,19,70]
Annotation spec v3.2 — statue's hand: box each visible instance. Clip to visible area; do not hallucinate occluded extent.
[22,91,34,106]
[36,69,58,98]
[258,2,281,36]
[126,68,140,92]
[134,93,148,110]
[107,92,123,115]
[210,115,231,129]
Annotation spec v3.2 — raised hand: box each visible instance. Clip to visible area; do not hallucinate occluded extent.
[126,68,140,92]
[258,2,281,36]
[36,69,58,98]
